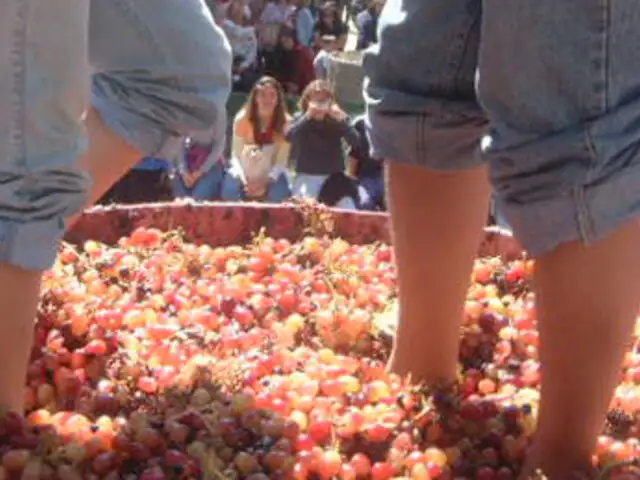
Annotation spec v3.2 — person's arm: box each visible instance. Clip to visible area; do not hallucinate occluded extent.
[231,133,248,164]
[221,19,240,44]
[237,27,258,70]
[231,112,249,160]
[329,111,360,148]
[345,156,359,178]
[296,10,315,47]
[268,140,291,180]
[346,119,366,157]
[345,118,367,177]
[284,113,312,140]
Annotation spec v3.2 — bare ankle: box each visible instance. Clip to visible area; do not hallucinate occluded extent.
[521,444,593,480]
[386,348,457,385]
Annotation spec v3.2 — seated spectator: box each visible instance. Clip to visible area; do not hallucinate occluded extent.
[346,114,385,210]
[313,34,339,80]
[265,26,315,95]
[221,77,292,202]
[286,80,359,205]
[98,157,172,205]
[171,139,226,200]
[317,172,362,209]
[313,2,348,51]
[221,0,261,91]
[257,0,293,50]
[355,0,382,50]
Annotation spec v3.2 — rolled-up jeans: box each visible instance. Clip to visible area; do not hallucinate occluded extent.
[0,0,231,271]
[365,0,640,256]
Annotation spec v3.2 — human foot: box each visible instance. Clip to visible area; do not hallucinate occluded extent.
[375,303,459,383]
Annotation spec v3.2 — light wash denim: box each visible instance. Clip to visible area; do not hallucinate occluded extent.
[221,170,292,203]
[293,173,362,210]
[293,173,331,200]
[364,0,640,256]
[220,155,291,202]
[171,162,226,201]
[358,174,385,211]
[1,0,231,270]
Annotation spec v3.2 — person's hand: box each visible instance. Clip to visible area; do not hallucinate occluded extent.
[181,170,200,188]
[307,105,327,120]
[245,180,267,198]
[328,105,347,122]
[242,144,260,157]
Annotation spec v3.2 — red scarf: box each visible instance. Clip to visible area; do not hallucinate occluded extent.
[254,122,276,146]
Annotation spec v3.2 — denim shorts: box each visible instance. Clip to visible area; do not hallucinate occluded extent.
[364,0,640,256]
[0,0,231,270]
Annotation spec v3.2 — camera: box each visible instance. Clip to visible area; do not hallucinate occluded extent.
[309,100,331,111]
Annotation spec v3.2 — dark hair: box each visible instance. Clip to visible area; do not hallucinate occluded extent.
[319,1,340,23]
[279,25,298,43]
[317,173,361,207]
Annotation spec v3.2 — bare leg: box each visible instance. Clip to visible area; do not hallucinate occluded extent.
[66,108,143,227]
[521,220,640,478]
[386,162,490,382]
[0,266,42,412]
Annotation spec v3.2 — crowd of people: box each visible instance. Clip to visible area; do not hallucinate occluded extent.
[102,77,385,210]
[99,0,386,211]
[213,0,380,91]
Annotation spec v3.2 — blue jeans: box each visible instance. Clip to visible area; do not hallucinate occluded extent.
[313,50,330,80]
[171,162,225,201]
[0,0,231,270]
[359,174,385,210]
[364,1,640,256]
[221,171,292,203]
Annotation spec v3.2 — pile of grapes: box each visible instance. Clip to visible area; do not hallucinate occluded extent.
[1,227,638,479]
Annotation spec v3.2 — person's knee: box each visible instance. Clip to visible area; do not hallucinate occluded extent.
[0,167,89,271]
[267,176,292,203]
[221,173,244,200]
[90,0,232,161]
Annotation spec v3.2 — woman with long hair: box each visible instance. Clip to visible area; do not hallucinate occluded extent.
[286,80,361,208]
[221,76,292,201]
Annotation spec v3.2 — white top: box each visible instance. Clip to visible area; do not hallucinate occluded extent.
[237,144,279,183]
[221,20,258,69]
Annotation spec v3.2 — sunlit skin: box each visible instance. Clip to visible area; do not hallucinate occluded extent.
[0,223,637,477]
[255,84,279,119]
